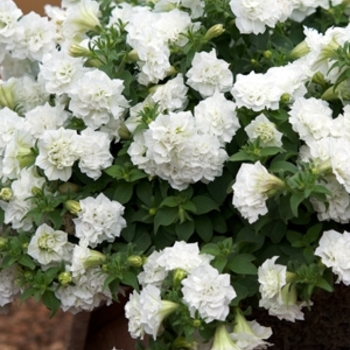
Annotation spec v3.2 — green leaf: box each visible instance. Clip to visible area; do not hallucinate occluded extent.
[42,290,61,318]
[194,216,213,242]
[113,182,134,204]
[121,271,139,291]
[175,220,195,241]
[305,223,323,245]
[315,278,333,293]
[260,147,284,157]
[290,192,305,217]
[269,160,298,174]
[104,165,124,178]
[136,181,153,207]
[229,151,256,162]
[18,254,35,270]
[160,196,180,208]
[191,195,219,215]
[211,257,227,273]
[154,207,178,232]
[127,169,148,182]
[227,254,257,275]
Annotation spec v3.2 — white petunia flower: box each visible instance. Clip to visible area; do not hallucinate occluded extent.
[138,250,168,288]
[0,264,20,307]
[288,97,333,143]
[68,69,129,130]
[231,311,273,350]
[181,263,236,323]
[231,71,281,112]
[2,129,35,180]
[0,167,45,231]
[310,176,350,224]
[77,128,113,180]
[315,229,350,285]
[125,285,178,340]
[258,256,286,300]
[73,193,126,248]
[194,92,240,145]
[35,127,81,181]
[157,241,214,273]
[62,0,101,39]
[0,107,23,153]
[151,74,189,112]
[229,0,293,35]
[24,102,70,138]
[289,0,329,22]
[330,138,350,194]
[27,223,70,266]
[9,11,56,61]
[55,267,113,314]
[186,49,233,98]
[232,162,285,223]
[258,256,306,322]
[0,0,22,42]
[39,50,86,95]
[245,114,283,147]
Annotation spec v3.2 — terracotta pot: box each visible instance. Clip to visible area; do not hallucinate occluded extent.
[67,288,148,350]
[13,0,61,15]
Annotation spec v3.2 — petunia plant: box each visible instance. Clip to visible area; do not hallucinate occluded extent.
[1,0,350,348]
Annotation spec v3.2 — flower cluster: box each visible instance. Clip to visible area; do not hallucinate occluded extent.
[1,0,350,348]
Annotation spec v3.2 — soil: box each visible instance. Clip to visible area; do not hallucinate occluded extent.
[253,283,350,350]
[0,298,73,350]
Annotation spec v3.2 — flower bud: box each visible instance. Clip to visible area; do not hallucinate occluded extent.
[0,82,15,110]
[65,200,81,215]
[58,271,73,286]
[0,188,13,201]
[127,255,144,268]
[280,283,297,306]
[16,145,36,169]
[322,80,350,101]
[173,268,187,283]
[290,40,310,59]
[149,207,157,216]
[280,93,290,104]
[68,43,92,58]
[31,187,43,197]
[84,249,106,269]
[312,72,326,87]
[127,49,139,62]
[118,122,131,140]
[0,237,8,249]
[210,324,240,350]
[263,50,272,59]
[204,24,225,41]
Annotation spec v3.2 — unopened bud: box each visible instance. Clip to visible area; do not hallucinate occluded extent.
[58,271,73,286]
[65,200,81,215]
[0,188,13,201]
[31,187,43,197]
[173,268,187,283]
[127,49,139,62]
[0,237,8,249]
[0,83,15,110]
[69,43,91,58]
[263,50,272,59]
[281,93,291,104]
[84,249,106,269]
[290,40,310,59]
[127,255,143,268]
[203,24,225,41]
